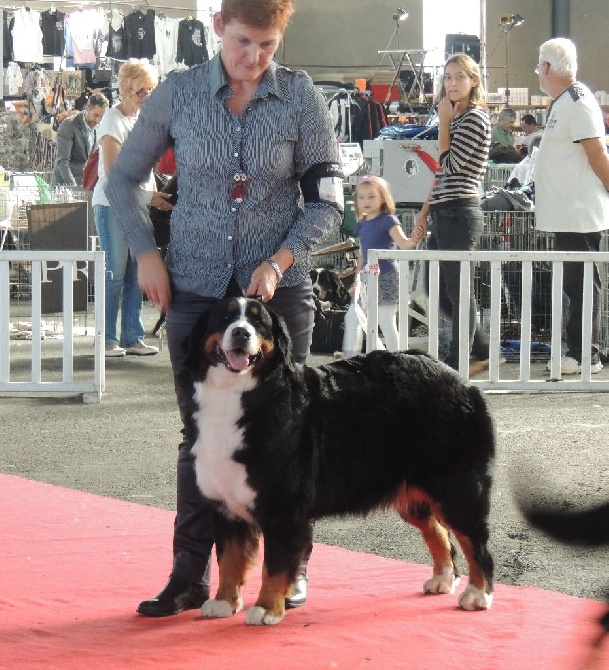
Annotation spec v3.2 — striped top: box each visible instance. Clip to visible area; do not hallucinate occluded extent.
[105,54,341,298]
[429,106,490,211]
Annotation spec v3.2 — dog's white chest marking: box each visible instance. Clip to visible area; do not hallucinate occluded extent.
[191,372,257,524]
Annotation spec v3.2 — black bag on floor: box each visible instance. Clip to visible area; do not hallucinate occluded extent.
[311,302,347,353]
[149,175,177,248]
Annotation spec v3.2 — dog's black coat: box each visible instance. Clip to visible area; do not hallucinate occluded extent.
[181,297,496,622]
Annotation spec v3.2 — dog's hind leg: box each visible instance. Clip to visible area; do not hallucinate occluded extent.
[450,526,494,611]
[394,487,461,596]
[201,522,260,619]
[438,481,494,610]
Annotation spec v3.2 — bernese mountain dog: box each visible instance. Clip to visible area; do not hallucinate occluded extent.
[180,296,496,626]
[310,267,351,308]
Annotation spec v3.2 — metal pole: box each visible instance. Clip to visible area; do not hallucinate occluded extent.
[480,0,487,89]
[505,29,510,103]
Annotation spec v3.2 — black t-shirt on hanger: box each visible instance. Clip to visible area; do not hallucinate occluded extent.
[124,9,156,60]
[177,18,209,67]
[41,9,66,57]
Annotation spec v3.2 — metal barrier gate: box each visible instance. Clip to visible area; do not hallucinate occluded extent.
[0,250,105,402]
[367,249,609,392]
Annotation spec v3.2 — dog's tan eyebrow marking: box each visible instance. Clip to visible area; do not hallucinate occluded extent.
[251,305,261,316]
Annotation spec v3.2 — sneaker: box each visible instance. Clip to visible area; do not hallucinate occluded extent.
[546,355,603,375]
[105,345,126,358]
[125,342,159,356]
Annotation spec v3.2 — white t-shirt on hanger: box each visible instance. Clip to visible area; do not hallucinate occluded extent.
[12,8,44,63]
[154,15,180,79]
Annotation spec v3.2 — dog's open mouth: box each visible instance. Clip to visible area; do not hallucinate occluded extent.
[214,343,261,372]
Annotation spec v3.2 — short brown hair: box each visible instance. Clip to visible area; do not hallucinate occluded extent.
[87,93,109,110]
[220,0,295,32]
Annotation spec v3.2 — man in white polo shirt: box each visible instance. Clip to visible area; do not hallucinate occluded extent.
[533,38,609,375]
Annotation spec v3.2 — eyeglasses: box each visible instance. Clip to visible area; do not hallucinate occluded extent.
[136,88,153,99]
[534,62,546,75]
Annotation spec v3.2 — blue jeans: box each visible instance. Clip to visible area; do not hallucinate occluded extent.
[166,279,315,584]
[428,204,488,368]
[93,204,145,348]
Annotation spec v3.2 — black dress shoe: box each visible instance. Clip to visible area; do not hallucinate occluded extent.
[285,571,308,609]
[137,575,210,617]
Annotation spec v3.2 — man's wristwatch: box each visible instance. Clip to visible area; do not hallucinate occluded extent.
[264,259,283,281]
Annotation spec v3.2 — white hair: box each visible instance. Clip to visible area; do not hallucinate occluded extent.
[539,38,578,78]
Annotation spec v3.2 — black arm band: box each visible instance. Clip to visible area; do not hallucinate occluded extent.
[300,162,345,214]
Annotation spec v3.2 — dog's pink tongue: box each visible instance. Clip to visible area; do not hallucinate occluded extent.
[226,350,250,371]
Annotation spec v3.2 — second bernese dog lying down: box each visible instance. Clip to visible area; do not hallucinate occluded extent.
[180,296,496,625]
[518,497,609,659]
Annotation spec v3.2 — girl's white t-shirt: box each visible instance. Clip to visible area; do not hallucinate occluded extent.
[92,106,155,208]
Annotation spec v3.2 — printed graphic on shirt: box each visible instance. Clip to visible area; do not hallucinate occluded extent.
[192,28,202,47]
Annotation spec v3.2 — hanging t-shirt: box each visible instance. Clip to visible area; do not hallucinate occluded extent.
[41,9,66,57]
[4,14,14,63]
[176,18,208,66]
[6,62,23,96]
[124,10,156,60]
[67,9,99,64]
[153,15,179,78]
[106,9,126,60]
[11,7,44,63]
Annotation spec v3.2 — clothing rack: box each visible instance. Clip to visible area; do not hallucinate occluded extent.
[0,1,215,16]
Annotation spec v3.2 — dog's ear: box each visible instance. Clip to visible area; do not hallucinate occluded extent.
[178,306,215,383]
[266,305,293,366]
[332,272,351,306]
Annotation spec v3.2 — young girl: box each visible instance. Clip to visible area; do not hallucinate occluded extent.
[411,52,491,375]
[342,175,417,358]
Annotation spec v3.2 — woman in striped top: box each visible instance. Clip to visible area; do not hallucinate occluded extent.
[412,53,491,375]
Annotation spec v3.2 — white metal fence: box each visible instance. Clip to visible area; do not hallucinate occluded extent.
[367,248,609,392]
[0,250,105,402]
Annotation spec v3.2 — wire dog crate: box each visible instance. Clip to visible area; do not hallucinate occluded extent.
[399,208,609,358]
[3,173,92,334]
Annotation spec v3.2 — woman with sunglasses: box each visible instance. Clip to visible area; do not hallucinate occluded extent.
[93,60,169,358]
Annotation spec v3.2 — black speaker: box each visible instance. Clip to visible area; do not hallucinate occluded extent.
[445,34,481,63]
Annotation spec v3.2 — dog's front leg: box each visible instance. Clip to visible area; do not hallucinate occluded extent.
[246,527,306,626]
[245,564,291,625]
[201,521,260,619]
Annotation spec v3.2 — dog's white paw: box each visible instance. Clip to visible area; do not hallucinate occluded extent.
[245,605,284,626]
[423,568,460,595]
[200,597,242,618]
[458,585,493,611]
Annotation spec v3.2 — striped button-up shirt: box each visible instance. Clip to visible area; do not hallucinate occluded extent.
[106,54,341,297]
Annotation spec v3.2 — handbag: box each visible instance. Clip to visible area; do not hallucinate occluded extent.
[82,147,99,191]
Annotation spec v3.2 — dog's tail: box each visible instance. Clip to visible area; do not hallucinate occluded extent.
[519,500,609,547]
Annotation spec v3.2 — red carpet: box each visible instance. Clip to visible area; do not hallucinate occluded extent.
[0,474,606,670]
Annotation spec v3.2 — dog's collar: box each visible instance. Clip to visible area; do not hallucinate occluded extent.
[213,343,261,373]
